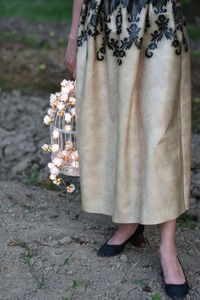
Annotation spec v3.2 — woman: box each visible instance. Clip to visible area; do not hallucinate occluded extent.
[65,1,191,299]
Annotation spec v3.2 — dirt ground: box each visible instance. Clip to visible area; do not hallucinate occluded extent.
[0,17,200,300]
[0,180,200,300]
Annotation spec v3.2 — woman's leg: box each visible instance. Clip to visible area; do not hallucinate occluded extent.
[158,219,186,284]
[107,223,139,245]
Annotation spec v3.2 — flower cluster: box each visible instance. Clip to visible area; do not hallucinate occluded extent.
[41,79,79,193]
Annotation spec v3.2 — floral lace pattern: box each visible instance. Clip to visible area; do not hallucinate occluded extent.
[77,0,189,65]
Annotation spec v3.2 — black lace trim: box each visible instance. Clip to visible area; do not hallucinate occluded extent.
[77,0,189,65]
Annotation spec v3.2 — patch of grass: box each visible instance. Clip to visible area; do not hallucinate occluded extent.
[24,169,61,191]
[16,235,46,288]
[0,0,73,22]
[152,293,162,300]
[7,193,36,212]
[55,248,78,275]
[23,36,51,49]
[0,0,193,22]
[23,169,79,193]
[121,278,128,284]
[63,249,77,266]
[191,50,200,58]
[192,97,200,133]
[188,25,200,41]
[0,32,52,49]
[134,278,150,287]
[20,241,38,267]
[65,279,90,300]
[177,212,198,229]
[24,170,41,187]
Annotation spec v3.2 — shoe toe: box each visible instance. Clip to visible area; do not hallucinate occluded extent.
[165,281,189,299]
[97,242,123,257]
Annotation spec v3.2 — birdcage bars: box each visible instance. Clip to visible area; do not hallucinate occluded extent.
[49,92,79,177]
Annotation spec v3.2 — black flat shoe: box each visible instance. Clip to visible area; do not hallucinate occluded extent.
[160,256,190,299]
[97,224,145,257]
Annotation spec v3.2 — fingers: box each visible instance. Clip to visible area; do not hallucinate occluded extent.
[64,58,76,80]
[64,54,76,72]
[64,48,77,79]
[73,68,76,80]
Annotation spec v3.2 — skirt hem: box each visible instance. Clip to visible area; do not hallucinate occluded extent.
[81,204,190,225]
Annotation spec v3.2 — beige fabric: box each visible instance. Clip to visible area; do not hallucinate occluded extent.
[75,0,192,224]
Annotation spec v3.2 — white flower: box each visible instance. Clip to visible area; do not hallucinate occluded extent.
[50,93,56,100]
[50,94,57,107]
[70,108,76,116]
[47,108,53,116]
[50,173,57,180]
[69,82,75,90]
[60,150,69,158]
[48,162,54,169]
[57,150,64,158]
[52,144,59,152]
[57,101,65,111]
[53,178,61,185]
[50,165,60,176]
[61,85,70,94]
[52,157,63,167]
[69,96,76,105]
[60,92,69,102]
[66,184,75,193]
[55,92,60,98]
[60,79,68,87]
[52,129,60,139]
[43,115,52,125]
[64,112,72,123]
[65,125,71,132]
[41,144,51,152]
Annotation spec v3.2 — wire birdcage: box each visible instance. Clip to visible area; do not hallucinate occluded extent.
[41,79,79,190]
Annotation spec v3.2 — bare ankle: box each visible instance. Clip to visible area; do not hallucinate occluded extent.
[159,244,177,259]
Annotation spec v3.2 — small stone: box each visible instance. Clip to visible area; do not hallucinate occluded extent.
[54,248,65,255]
[38,202,48,209]
[69,211,79,220]
[25,192,32,198]
[120,254,128,262]
[81,255,87,260]
[12,157,33,173]
[67,270,73,275]
[50,240,58,247]
[116,262,121,268]
[59,236,72,245]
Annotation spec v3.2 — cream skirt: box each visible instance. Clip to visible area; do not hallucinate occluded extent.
[75,0,192,224]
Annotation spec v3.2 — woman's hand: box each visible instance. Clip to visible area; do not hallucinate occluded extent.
[64,34,77,79]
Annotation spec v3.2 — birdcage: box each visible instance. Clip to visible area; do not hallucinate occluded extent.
[41,79,79,191]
